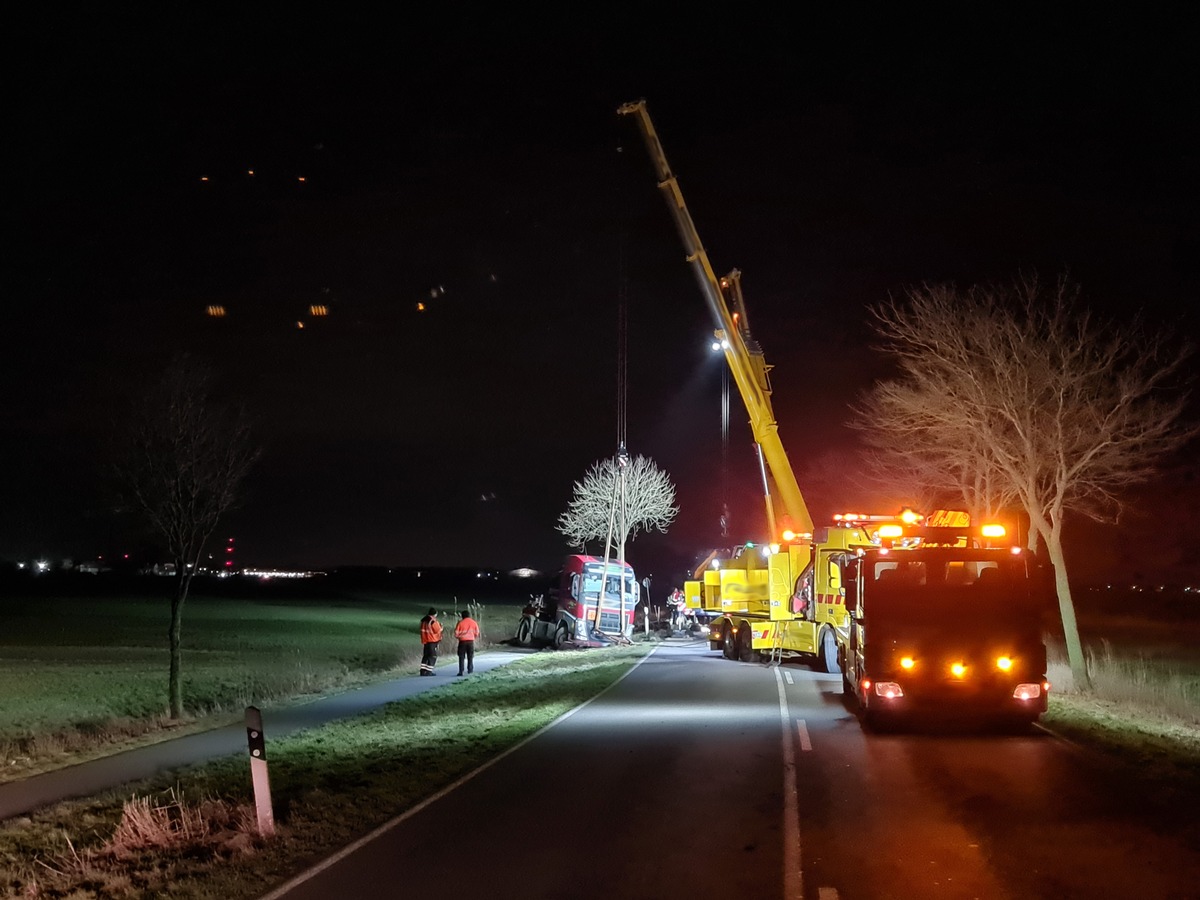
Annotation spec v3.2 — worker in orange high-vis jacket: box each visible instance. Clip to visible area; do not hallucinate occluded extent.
[419,608,442,676]
[455,609,481,676]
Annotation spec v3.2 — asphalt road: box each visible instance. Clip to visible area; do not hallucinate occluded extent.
[259,640,1200,900]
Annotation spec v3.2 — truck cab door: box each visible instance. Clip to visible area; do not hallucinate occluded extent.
[844,558,862,659]
[844,561,864,686]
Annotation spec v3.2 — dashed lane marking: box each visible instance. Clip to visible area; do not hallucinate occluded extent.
[796,718,812,752]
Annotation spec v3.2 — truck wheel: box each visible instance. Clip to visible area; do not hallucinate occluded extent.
[737,625,756,663]
[819,629,839,674]
[841,665,853,697]
[554,624,570,649]
[722,624,738,660]
[515,618,532,646]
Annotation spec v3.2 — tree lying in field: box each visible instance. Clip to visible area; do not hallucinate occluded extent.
[113,355,260,718]
[557,452,678,556]
[857,275,1194,688]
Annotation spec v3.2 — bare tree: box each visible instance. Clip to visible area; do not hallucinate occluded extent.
[854,414,1020,525]
[557,451,678,554]
[113,356,260,718]
[859,276,1194,688]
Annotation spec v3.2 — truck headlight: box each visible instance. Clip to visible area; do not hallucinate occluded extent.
[1012,683,1042,700]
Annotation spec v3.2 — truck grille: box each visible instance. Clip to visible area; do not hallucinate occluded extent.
[597,610,623,632]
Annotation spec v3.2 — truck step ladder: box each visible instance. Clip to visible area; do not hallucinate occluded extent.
[768,622,785,666]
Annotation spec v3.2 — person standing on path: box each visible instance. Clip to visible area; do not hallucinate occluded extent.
[455,609,480,676]
[419,608,442,676]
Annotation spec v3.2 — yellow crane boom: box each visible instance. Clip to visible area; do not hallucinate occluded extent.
[618,99,813,537]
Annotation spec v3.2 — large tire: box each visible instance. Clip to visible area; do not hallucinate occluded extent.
[819,628,839,674]
[722,624,738,660]
[554,624,570,649]
[737,625,756,663]
[515,617,532,646]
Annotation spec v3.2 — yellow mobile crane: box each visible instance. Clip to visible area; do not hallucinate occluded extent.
[619,99,879,670]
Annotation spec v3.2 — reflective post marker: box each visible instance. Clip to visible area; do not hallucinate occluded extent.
[245,706,276,837]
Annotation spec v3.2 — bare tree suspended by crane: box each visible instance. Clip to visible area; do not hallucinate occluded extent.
[556,452,679,554]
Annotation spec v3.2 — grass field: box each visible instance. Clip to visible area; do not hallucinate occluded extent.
[0,582,525,779]
[1041,603,1200,777]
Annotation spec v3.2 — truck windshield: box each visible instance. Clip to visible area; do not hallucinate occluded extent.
[582,572,635,604]
[868,557,1035,621]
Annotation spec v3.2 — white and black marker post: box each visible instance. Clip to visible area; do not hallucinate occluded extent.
[245,706,276,837]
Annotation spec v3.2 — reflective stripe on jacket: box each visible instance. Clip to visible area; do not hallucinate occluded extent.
[420,617,442,644]
[455,618,480,641]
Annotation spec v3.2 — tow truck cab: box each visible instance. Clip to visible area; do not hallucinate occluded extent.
[838,545,1050,728]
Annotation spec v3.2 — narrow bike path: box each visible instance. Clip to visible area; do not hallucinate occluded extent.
[0,650,530,821]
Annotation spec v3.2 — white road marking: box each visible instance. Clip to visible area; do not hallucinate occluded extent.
[818,888,840,899]
[784,669,794,684]
[796,718,812,752]
[774,666,804,899]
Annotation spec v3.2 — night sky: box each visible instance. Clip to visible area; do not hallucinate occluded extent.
[5,8,1198,585]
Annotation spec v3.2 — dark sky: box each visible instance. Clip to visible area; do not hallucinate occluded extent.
[4,8,1199,584]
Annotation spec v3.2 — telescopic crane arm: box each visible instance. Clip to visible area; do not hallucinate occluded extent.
[618,99,814,537]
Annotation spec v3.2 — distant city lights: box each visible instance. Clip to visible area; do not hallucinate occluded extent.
[243,569,322,579]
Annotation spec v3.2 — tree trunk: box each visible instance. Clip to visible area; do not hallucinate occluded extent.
[168,566,192,719]
[1044,527,1090,690]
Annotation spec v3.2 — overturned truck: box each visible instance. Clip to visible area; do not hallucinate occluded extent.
[516,554,639,648]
